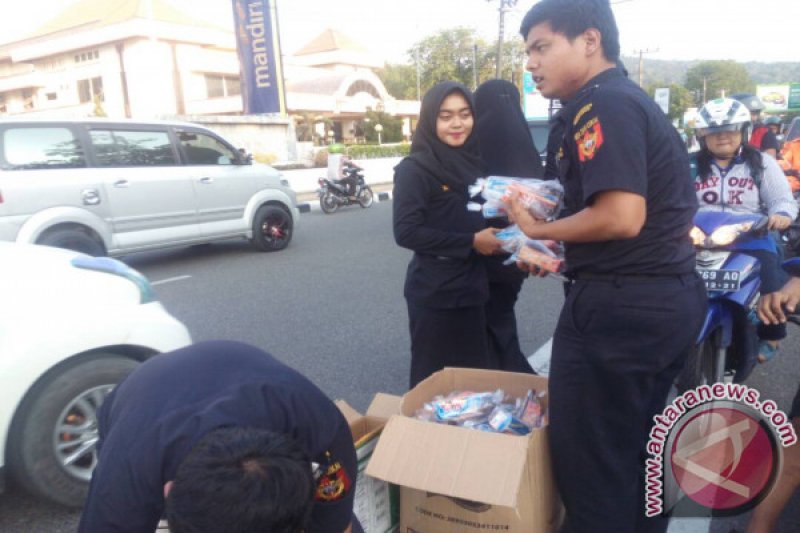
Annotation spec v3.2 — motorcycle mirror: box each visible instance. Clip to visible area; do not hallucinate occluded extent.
[782,257,800,277]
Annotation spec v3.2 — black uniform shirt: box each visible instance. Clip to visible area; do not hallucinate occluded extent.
[393,158,488,308]
[78,341,356,533]
[555,68,697,275]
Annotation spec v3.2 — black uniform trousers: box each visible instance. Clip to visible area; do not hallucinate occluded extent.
[407,301,490,388]
[549,273,707,533]
[486,279,535,373]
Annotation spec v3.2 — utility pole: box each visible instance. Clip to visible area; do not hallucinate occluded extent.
[415,47,421,101]
[473,43,479,90]
[487,0,518,79]
[634,47,658,87]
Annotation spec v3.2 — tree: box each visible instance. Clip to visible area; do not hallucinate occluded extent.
[685,61,754,105]
[378,63,418,100]
[645,82,695,123]
[364,108,403,143]
[380,27,529,101]
[407,27,487,96]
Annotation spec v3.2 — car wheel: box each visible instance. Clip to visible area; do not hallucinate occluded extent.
[251,205,293,251]
[6,355,139,507]
[358,187,374,208]
[320,192,339,214]
[38,228,106,257]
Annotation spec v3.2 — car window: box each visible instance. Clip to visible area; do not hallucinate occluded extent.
[89,129,176,167]
[2,127,86,169]
[178,131,237,165]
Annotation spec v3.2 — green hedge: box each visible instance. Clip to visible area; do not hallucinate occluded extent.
[344,143,410,159]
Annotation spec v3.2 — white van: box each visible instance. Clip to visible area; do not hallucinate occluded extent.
[0,118,298,256]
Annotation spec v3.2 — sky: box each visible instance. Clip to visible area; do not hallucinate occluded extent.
[0,0,797,64]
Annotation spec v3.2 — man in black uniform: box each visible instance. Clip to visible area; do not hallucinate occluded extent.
[510,1,707,531]
[79,341,357,533]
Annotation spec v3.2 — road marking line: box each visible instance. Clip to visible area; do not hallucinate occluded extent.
[151,275,192,286]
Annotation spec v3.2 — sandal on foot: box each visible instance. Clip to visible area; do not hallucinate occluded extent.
[757,341,780,363]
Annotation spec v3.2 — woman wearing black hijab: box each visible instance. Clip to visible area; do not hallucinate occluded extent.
[393,81,503,388]
[473,79,545,374]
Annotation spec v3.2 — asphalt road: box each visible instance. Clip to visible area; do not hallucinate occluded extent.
[1,200,798,531]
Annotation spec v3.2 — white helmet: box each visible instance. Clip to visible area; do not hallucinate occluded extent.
[695,98,751,138]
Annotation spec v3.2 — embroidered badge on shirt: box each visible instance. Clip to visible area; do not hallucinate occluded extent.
[574,117,604,162]
[573,103,593,126]
[314,460,351,502]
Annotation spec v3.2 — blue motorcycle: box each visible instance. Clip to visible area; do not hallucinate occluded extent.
[677,211,770,390]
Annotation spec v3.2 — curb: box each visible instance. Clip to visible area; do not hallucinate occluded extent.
[298,190,393,213]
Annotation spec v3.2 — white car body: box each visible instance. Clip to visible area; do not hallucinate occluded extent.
[0,242,191,504]
[0,118,299,256]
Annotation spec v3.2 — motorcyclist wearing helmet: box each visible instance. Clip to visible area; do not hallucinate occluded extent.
[779,124,800,190]
[732,93,780,158]
[693,97,798,363]
[764,115,782,137]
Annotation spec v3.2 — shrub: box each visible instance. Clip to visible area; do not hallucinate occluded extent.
[345,144,410,159]
[310,144,410,168]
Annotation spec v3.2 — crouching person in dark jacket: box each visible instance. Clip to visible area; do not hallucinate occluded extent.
[79,341,357,533]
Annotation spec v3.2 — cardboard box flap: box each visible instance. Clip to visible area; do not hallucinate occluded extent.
[401,368,549,416]
[335,400,362,426]
[366,415,529,508]
[366,393,402,420]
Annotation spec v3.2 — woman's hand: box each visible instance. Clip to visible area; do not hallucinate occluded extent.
[473,228,503,255]
[768,214,792,231]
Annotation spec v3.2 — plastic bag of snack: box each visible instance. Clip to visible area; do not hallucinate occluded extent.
[468,176,564,220]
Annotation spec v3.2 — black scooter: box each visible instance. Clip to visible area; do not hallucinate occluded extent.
[317,164,374,214]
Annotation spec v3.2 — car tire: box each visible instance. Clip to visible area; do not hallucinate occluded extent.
[6,355,139,507]
[251,204,293,252]
[38,228,106,257]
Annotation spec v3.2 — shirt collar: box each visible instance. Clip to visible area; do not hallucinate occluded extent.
[576,67,624,98]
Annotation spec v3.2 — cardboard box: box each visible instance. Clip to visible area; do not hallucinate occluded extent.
[365,368,563,532]
[337,393,403,533]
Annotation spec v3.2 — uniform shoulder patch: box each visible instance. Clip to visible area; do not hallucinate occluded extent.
[314,459,352,502]
[573,103,593,126]
[574,116,604,162]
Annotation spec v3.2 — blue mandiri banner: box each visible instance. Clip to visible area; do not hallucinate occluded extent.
[232,0,286,114]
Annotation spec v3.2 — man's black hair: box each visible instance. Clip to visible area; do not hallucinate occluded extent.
[165,427,315,533]
[519,0,621,63]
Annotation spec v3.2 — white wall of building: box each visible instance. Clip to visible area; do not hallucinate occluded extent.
[123,39,177,118]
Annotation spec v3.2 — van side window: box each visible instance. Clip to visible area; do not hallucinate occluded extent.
[89,130,176,167]
[2,127,86,169]
[178,131,236,165]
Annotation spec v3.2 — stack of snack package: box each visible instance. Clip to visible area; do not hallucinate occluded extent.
[469,176,566,278]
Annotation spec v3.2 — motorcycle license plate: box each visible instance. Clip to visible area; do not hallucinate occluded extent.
[697,268,741,291]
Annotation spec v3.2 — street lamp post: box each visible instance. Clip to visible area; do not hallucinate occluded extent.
[374,124,383,145]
